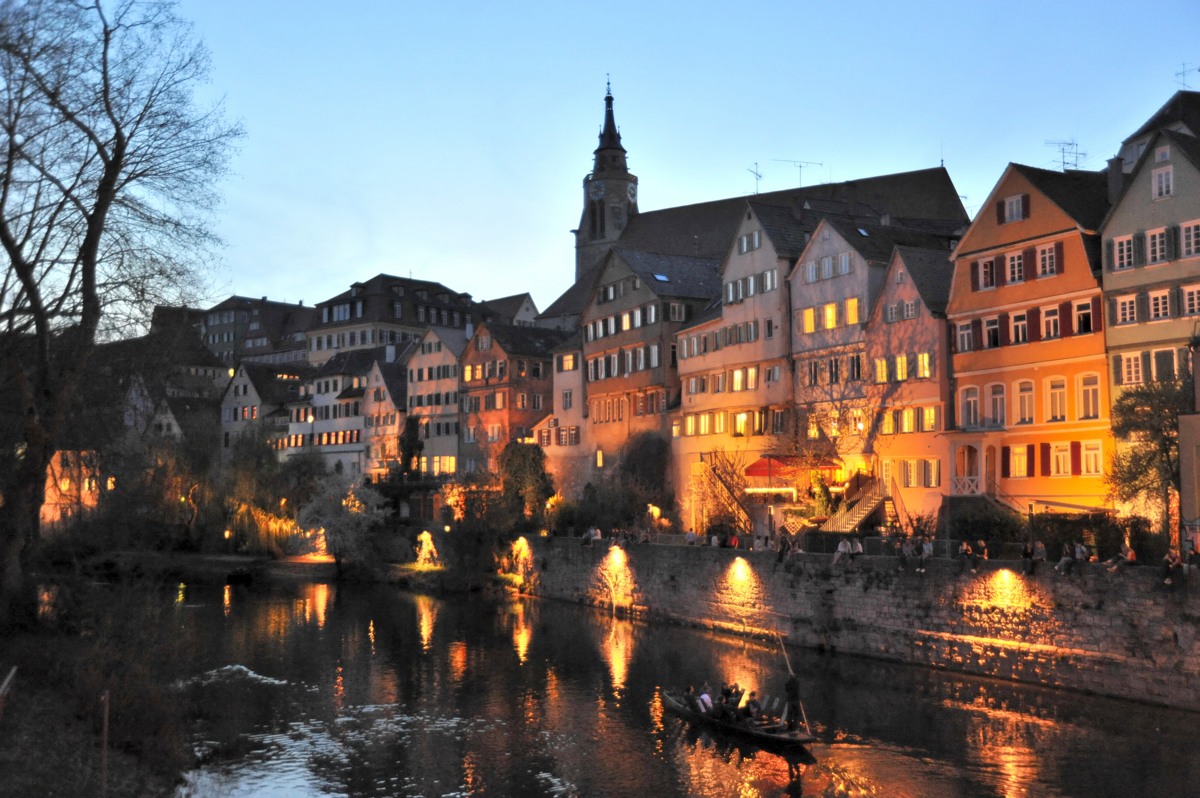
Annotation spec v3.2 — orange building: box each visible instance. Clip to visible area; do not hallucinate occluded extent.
[946,164,1114,521]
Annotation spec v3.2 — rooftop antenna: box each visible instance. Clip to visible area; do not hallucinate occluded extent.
[1045,138,1086,171]
[773,159,822,188]
[747,162,762,194]
[1176,62,1199,89]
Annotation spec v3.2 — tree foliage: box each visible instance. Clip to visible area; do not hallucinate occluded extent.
[296,476,391,576]
[496,441,554,530]
[1107,377,1193,539]
[0,0,240,625]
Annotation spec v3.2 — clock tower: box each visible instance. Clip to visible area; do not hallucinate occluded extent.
[575,83,638,280]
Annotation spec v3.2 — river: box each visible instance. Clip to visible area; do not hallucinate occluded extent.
[171,580,1198,797]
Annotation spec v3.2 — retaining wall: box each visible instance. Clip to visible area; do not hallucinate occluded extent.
[527,539,1200,710]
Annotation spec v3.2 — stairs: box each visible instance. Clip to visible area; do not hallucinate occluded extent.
[819,479,883,533]
[705,459,753,534]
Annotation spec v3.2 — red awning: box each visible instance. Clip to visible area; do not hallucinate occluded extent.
[744,455,840,477]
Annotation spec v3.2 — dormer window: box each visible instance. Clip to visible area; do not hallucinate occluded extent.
[1001,194,1029,223]
[1156,145,1170,162]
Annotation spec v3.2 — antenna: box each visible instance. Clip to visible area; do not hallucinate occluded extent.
[1176,63,1199,89]
[1045,139,1086,171]
[773,158,822,188]
[747,162,762,194]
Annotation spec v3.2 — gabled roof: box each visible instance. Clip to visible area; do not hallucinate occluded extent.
[241,362,308,405]
[820,216,957,266]
[419,325,469,358]
[678,298,724,333]
[482,323,571,358]
[1123,90,1200,143]
[481,292,537,320]
[315,346,391,379]
[375,361,408,405]
[1012,164,1110,231]
[615,248,722,300]
[749,201,812,261]
[550,329,582,354]
[539,261,605,320]
[892,246,954,316]
[161,396,221,440]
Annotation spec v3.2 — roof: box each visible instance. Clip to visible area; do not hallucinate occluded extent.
[375,361,408,405]
[1011,164,1110,231]
[484,323,572,358]
[481,292,537,319]
[421,325,470,357]
[538,261,605,320]
[820,216,958,266]
[241,362,307,405]
[892,246,955,316]
[315,346,392,379]
[1123,90,1200,143]
[614,248,722,300]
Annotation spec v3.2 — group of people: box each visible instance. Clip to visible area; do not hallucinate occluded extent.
[580,526,652,547]
[682,681,762,724]
[897,536,935,573]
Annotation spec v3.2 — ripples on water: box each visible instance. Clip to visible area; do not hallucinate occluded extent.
[170,582,1198,797]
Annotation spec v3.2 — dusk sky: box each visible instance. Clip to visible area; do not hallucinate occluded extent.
[176,0,1200,313]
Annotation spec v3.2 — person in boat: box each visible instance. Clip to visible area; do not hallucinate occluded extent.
[742,691,762,721]
[697,683,714,714]
[683,685,703,714]
[784,673,801,730]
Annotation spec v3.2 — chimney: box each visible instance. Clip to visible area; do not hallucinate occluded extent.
[1107,157,1126,204]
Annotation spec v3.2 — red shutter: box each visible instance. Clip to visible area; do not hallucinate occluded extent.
[999,312,1010,346]
[1055,241,1064,274]
[997,256,1007,286]
[1028,307,1041,342]
[1027,444,1036,477]
[1021,194,1031,219]
[1070,441,1082,476]
[1001,446,1011,478]
[996,200,1006,225]
[1060,301,1074,336]
[1092,295,1104,332]
[970,261,979,291]
[1024,247,1037,279]
[971,319,983,349]
[1040,442,1051,476]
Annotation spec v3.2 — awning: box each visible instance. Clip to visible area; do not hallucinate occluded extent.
[744,455,841,477]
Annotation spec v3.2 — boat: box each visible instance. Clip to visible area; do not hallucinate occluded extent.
[661,689,818,751]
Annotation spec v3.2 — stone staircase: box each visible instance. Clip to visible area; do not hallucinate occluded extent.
[819,478,884,533]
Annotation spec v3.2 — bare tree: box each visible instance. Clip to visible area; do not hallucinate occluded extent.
[0,0,240,625]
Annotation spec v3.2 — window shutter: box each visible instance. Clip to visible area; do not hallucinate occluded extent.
[1104,239,1114,271]
[1027,444,1036,475]
[996,201,1006,225]
[1021,194,1031,219]
[1070,441,1082,476]
[1179,348,1192,376]
[1141,351,1152,381]
[1155,349,1176,380]
[1060,301,1074,336]
[970,261,980,291]
[1133,231,1146,266]
[1055,241,1065,274]
[1112,354,1123,385]
[1107,297,1118,328]
[1169,287,1181,318]
[971,319,983,348]
[1025,247,1038,278]
[1028,307,1041,342]
[1001,446,1011,478]
[1136,292,1149,322]
[1040,442,1051,476]
[998,312,1010,346]
[1168,225,1180,260]
[997,257,1007,286]
[1092,295,1104,332]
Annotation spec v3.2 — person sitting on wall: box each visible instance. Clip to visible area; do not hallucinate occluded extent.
[850,537,864,561]
[918,536,933,573]
[832,537,852,565]
[1161,547,1184,585]
[697,683,714,714]
[1054,541,1076,576]
[973,540,988,572]
[1104,543,1136,572]
[1075,539,1091,570]
[898,537,916,571]
[957,539,974,574]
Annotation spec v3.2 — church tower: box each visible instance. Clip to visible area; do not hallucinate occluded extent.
[575,83,638,280]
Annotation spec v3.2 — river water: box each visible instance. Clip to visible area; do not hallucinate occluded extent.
[171,581,1198,797]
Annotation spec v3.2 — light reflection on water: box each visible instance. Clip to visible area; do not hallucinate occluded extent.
[173,582,1198,798]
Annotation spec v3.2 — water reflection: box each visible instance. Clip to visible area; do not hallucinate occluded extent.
[174,583,1200,798]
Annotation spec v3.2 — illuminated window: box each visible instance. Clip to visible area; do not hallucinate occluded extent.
[684,415,696,436]
[899,407,914,433]
[916,352,931,379]
[1011,446,1028,478]
[621,312,631,331]
[875,357,889,383]
[894,354,908,381]
[1051,443,1070,476]
[845,297,859,324]
[829,409,840,438]
[1016,381,1034,424]
[732,369,744,392]
[805,414,818,439]
[802,307,815,334]
[921,406,938,431]
[747,367,758,390]
[823,303,838,329]
[881,410,895,435]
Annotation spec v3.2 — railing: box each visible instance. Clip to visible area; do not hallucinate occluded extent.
[952,475,981,495]
[888,477,912,532]
[820,478,882,533]
[704,460,754,534]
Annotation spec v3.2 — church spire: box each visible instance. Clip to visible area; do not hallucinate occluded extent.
[576,81,637,281]
[596,78,626,158]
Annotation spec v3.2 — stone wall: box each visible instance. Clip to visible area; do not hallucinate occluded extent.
[527,539,1200,710]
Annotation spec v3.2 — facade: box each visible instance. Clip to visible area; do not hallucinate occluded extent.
[534,334,590,498]
[221,362,308,455]
[362,356,410,482]
[865,246,956,524]
[946,164,1113,517]
[201,296,315,366]
[407,327,468,477]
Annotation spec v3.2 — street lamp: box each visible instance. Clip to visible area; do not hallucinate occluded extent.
[307,411,315,447]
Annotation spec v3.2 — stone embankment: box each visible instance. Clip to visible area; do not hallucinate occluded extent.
[528,538,1200,711]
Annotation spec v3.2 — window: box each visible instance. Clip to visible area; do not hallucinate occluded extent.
[1153,166,1173,199]
[881,410,895,435]
[1038,245,1057,277]
[984,318,1000,349]
[1011,312,1028,344]
[806,415,818,439]
[1148,229,1168,263]
[837,253,851,275]
[1117,295,1137,325]
[1185,285,1200,316]
[1114,236,1134,270]
[823,302,838,329]
[894,354,908,381]
[1043,306,1060,338]
[1017,381,1034,424]
[805,262,818,282]
[821,256,833,279]
[1122,354,1143,385]
[874,358,889,383]
[980,259,997,289]
[957,323,974,352]
[562,390,573,410]
[847,355,862,381]
[1003,194,1025,223]
[1011,446,1028,478]
[1153,348,1178,381]
[1074,301,1093,334]
[902,300,916,320]
[1051,443,1070,476]
[961,387,979,427]
[1150,290,1170,320]
[1183,222,1200,257]
[828,357,840,384]
[802,308,815,334]
[899,408,915,433]
[1083,442,1103,476]
[1048,378,1067,422]
[921,406,938,432]
[1080,374,1100,419]
[989,384,1005,426]
[916,352,931,379]
[845,297,860,324]
[1007,252,1024,283]
[885,304,898,323]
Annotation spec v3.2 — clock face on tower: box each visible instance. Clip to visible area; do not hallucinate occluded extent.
[627,183,637,202]
[588,181,605,200]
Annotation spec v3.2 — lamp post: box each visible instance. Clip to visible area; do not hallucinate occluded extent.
[307,411,315,447]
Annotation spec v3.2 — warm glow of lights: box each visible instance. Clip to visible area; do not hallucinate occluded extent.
[601,619,634,693]
[368,619,376,654]
[507,537,535,586]
[223,528,232,540]
[223,584,231,617]
[647,503,661,522]
[415,530,440,567]
[37,586,58,621]
[711,557,773,637]
[745,486,798,500]
[511,602,532,664]
[968,569,1036,612]
[593,545,636,614]
[416,595,438,651]
[302,583,330,628]
[175,581,186,606]
[333,664,345,712]
[447,640,468,682]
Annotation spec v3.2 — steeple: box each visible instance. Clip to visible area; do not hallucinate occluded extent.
[576,80,638,281]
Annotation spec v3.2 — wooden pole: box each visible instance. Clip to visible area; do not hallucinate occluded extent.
[0,666,16,720]
[100,690,109,798]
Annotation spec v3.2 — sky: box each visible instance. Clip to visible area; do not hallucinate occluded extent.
[174,0,1200,315]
